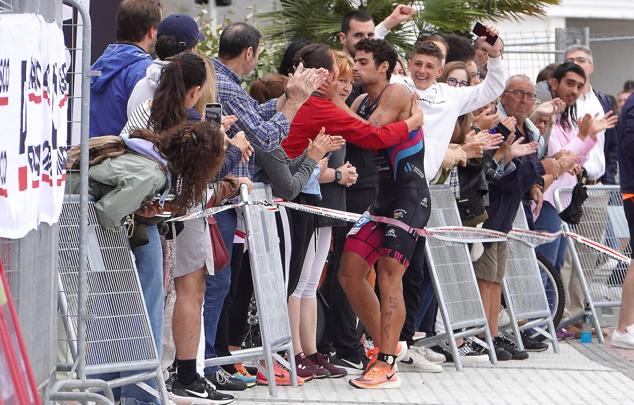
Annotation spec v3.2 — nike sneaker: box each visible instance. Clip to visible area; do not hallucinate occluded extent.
[349,364,401,389]
[205,368,247,391]
[170,376,234,404]
[399,347,443,373]
[328,353,369,375]
[256,361,305,386]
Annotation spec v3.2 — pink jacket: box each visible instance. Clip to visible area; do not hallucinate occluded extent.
[542,120,597,212]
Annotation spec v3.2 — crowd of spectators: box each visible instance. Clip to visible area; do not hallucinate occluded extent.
[80,0,634,403]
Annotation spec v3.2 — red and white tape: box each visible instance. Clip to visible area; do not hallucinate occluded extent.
[168,198,631,263]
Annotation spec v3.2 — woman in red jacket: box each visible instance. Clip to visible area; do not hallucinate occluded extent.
[280,43,423,381]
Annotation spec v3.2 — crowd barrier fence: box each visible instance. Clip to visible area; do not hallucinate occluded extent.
[203,184,298,397]
[414,185,497,371]
[501,206,559,352]
[555,185,632,344]
[55,196,168,403]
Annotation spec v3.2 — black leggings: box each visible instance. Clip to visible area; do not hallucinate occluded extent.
[287,193,318,297]
[215,243,253,355]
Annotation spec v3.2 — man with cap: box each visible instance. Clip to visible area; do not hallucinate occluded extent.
[127,13,205,115]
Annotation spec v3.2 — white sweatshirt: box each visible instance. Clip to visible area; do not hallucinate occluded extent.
[392,56,506,180]
[126,59,169,118]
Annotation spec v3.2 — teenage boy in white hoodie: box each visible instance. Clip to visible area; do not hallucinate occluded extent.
[394,25,506,181]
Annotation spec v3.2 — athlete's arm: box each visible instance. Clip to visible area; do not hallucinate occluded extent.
[367,85,413,127]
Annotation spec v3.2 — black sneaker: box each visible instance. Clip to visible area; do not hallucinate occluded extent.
[472,339,513,361]
[430,345,453,363]
[171,376,235,404]
[494,336,529,360]
[328,352,368,373]
[521,332,549,352]
[205,369,248,391]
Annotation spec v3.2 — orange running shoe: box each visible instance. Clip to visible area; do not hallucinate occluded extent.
[256,362,305,386]
[349,364,401,389]
[365,347,380,371]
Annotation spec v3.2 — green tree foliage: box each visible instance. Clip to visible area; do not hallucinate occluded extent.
[259,0,560,56]
[196,14,285,88]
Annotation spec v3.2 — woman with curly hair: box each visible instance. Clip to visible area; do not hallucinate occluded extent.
[120,51,237,403]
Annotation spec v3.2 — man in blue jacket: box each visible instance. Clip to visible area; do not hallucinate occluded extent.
[89,0,162,137]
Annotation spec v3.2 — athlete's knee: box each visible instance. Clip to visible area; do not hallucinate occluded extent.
[377,257,405,285]
[338,253,364,290]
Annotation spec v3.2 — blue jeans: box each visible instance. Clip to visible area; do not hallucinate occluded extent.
[203,209,237,374]
[414,262,437,335]
[534,202,567,273]
[93,224,164,404]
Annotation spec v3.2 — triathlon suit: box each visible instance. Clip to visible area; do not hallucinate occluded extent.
[343,87,431,269]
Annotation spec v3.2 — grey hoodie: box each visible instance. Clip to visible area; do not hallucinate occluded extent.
[127,59,169,117]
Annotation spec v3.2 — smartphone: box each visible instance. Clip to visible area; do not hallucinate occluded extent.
[205,103,222,125]
[472,22,498,47]
[493,123,511,137]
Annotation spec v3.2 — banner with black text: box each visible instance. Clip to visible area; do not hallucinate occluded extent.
[0,14,69,239]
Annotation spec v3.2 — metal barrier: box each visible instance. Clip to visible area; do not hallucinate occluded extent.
[501,206,559,352]
[54,196,167,402]
[0,0,62,395]
[204,184,297,396]
[415,185,496,371]
[0,225,58,389]
[555,185,632,344]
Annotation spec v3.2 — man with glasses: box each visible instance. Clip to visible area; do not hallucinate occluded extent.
[562,46,620,321]
[564,45,617,185]
[469,74,562,360]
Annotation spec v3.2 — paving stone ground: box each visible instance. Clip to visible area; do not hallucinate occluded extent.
[231,336,634,405]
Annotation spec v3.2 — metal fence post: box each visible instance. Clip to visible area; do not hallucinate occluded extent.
[583,26,591,48]
[555,27,567,63]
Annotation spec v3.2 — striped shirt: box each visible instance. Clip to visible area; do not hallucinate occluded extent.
[121,99,153,135]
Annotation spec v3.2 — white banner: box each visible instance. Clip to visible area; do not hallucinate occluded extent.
[0,14,69,239]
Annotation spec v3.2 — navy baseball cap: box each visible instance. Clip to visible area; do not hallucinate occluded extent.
[157,14,205,50]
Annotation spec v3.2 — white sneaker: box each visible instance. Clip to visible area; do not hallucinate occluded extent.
[413,346,446,364]
[610,329,634,349]
[399,348,443,373]
[395,341,408,363]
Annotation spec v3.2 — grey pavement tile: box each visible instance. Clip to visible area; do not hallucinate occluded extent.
[232,342,634,405]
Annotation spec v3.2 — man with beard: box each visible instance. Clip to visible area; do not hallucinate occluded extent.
[338,38,432,388]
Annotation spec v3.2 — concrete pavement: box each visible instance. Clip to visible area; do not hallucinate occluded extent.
[232,336,634,405]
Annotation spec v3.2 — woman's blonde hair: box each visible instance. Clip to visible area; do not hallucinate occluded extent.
[194,54,218,115]
[332,49,353,80]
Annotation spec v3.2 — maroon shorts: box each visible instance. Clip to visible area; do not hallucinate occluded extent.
[343,221,412,269]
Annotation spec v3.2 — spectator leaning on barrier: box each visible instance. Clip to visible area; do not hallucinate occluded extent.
[89,0,162,137]
[204,22,327,386]
[610,93,634,349]
[564,45,618,185]
[127,13,204,116]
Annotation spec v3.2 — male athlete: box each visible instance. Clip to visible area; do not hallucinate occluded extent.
[338,38,430,389]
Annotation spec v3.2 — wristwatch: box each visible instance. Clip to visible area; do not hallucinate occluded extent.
[334,169,342,183]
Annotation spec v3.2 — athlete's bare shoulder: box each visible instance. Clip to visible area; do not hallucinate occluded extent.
[380,84,412,109]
